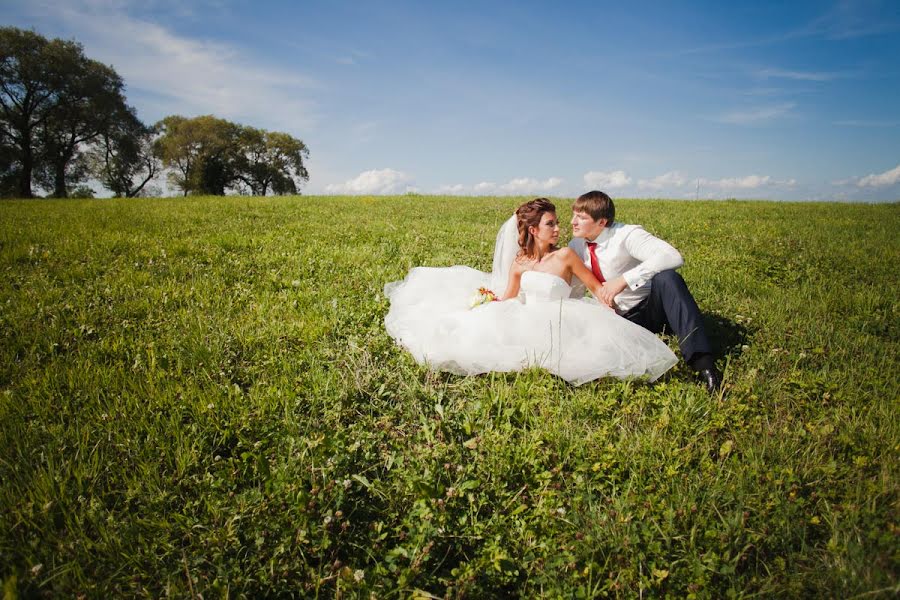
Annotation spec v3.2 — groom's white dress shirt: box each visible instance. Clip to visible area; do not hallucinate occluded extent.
[568,223,683,314]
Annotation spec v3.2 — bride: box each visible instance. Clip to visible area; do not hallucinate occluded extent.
[383,198,677,385]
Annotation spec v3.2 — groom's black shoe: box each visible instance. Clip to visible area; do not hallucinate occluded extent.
[699,367,723,395]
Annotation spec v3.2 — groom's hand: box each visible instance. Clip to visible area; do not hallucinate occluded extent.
[597,276,628,307]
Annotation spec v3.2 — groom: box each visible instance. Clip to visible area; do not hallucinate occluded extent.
[568,190,723,393]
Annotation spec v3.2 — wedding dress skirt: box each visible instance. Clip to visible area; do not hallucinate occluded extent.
[384,267,677,385]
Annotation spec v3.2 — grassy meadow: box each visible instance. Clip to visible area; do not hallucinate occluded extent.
[0,195,898,598]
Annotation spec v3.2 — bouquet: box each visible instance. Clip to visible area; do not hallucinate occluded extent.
[469,287,499,308]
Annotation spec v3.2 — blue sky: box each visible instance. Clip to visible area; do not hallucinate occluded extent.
[5,0,900,200]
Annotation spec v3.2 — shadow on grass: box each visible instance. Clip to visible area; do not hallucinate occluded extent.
[703,312,750,360]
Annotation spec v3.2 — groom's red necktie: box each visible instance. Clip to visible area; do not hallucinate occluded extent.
[586,241,605,283]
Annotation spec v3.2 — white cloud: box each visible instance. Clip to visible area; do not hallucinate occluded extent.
[722,175,770,188]
[834,119,900,127]
[446,177,564,195]
[324,169,414,194]
[713,103,795,125]
[435,184,467,195]
[637,171,688,190]
[698,175,796,190]
[701,175,772,189]
[583,170,631,189]
[857,164,900,187]
[43,1,318,133]
[756,68,838,81]
[497,177,563,194]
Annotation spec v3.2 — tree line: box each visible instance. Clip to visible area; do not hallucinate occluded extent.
[0,27,309,199]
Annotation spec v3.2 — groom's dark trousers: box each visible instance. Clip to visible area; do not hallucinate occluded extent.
[622,270,712,364]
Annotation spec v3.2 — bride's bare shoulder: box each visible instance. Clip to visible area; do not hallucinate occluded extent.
[554,247,577,260]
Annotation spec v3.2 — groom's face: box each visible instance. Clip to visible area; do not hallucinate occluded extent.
[570,210,606,240]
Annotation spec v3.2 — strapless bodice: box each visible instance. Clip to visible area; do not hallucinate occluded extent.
[520,271,572,302]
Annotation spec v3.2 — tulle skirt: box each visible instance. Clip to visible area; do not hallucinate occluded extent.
[384,266,677,385]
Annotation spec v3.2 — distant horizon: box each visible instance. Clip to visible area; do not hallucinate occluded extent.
[6,0,900,201]
[4,193,897,205]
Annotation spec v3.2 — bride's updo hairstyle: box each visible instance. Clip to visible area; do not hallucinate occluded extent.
[516,198,557,259]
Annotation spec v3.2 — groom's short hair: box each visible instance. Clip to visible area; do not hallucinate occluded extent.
[574,190,615,225]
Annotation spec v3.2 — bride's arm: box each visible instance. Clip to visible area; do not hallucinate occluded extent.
[562,249,615,308]
[500,261,524,300]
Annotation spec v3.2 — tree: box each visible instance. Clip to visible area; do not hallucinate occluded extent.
[69,184,95,199]
[154,115,309,197]
[33,149,91,198]
[234,127,309,196]
[154,115,240,196]
[94,106,160,198]
[36,58,128,197]
[0,131,19,197]
[0,27,130,198]
[0,28,71,197]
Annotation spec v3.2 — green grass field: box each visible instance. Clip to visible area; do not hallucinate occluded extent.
[1,195,898,598]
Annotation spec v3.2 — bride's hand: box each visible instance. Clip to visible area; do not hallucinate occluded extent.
[564,249,621,308]
[596,276,628,307]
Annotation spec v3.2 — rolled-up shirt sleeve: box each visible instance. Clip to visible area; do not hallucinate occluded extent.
[620,227,684,290]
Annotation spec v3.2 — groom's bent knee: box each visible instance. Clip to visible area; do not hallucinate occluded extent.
[652,269,685,291]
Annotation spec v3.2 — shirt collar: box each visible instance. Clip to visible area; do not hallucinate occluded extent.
[587,225,614,245]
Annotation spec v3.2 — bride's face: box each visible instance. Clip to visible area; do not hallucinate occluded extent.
[530,211,560,246]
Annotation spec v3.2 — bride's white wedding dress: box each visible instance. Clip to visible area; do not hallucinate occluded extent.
[384,265,677,386]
